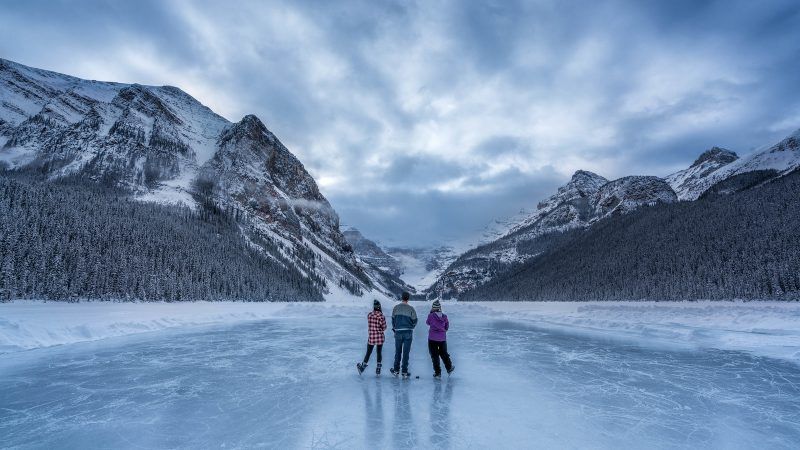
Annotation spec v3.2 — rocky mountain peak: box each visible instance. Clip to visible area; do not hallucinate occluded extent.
[690,147,738,168]
[667,147,740,201]
[567,170,607,190]
[550,170,607,203]
[571,169,604,183]
[220,114,280,148]
[593,176,677,217]
[238,114,268,133]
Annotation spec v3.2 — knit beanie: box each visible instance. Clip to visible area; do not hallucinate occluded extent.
[431,299,441,312]
[373,299,381,311]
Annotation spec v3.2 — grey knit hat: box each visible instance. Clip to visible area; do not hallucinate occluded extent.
[431,299,441,312]
[373,299,381,311]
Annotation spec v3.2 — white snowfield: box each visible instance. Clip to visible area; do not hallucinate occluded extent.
[1,300,799,363]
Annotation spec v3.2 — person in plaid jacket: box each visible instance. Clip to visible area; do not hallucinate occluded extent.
[357,299,387,375]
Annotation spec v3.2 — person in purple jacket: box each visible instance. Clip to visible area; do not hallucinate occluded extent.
[426,299,454,379]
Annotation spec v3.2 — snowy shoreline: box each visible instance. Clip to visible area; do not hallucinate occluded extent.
[2,300,799,364]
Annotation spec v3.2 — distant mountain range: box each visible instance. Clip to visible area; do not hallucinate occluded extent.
[0,58,412,301]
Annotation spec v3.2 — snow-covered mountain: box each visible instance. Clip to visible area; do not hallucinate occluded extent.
[0,58,408,300]
[425,170,677,299]
[665,147,739,200]
[666,130,800,200]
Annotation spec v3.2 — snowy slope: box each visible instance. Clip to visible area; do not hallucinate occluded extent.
[665,147,739,200]
[0,58,402,299]
[722,128,800,182]
[666,130,800,200]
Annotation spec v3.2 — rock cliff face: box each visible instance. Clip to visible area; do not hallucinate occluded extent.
[593,176,677,217]
[0,58,408,299]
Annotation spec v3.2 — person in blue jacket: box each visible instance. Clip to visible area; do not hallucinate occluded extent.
[390,292,417,379]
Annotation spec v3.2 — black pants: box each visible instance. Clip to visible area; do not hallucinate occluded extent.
[363,344,382,364]
[428,340,453,376]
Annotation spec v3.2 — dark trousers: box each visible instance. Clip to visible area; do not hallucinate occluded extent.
[393,330,413,373]
[428,340,453,376]
[363,344,382,364]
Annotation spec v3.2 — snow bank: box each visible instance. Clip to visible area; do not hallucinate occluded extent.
[0,301,291,353]
[462,301,800,363]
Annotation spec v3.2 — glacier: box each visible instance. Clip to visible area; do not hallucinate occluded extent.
[1,301,800,449]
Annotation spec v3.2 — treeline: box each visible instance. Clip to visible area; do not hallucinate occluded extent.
[461,170,800,301]
[0,174,322,302]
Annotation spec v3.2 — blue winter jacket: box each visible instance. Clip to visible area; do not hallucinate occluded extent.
[392,302,418,331]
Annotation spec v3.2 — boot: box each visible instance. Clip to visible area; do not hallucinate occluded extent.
[356,362,367,374]
[376,363,382,375]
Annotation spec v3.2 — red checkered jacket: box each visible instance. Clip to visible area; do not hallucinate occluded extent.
[367,310,387,345]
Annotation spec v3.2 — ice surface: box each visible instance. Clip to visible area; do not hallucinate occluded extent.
[470,301,800,363]
[1,304,799,449]
[4,300,800,363]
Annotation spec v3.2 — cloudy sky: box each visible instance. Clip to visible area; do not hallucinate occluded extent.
[3,0,800,247]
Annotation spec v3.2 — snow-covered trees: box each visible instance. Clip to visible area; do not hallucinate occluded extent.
[0,174,323,302]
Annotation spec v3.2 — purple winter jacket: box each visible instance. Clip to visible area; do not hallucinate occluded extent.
[426,312,449,342]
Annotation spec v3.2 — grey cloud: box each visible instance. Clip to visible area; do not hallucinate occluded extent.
[335,165,563,247]
[471,136,533,158]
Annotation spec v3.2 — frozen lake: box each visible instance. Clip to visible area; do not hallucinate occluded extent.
[1,312,799,449]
